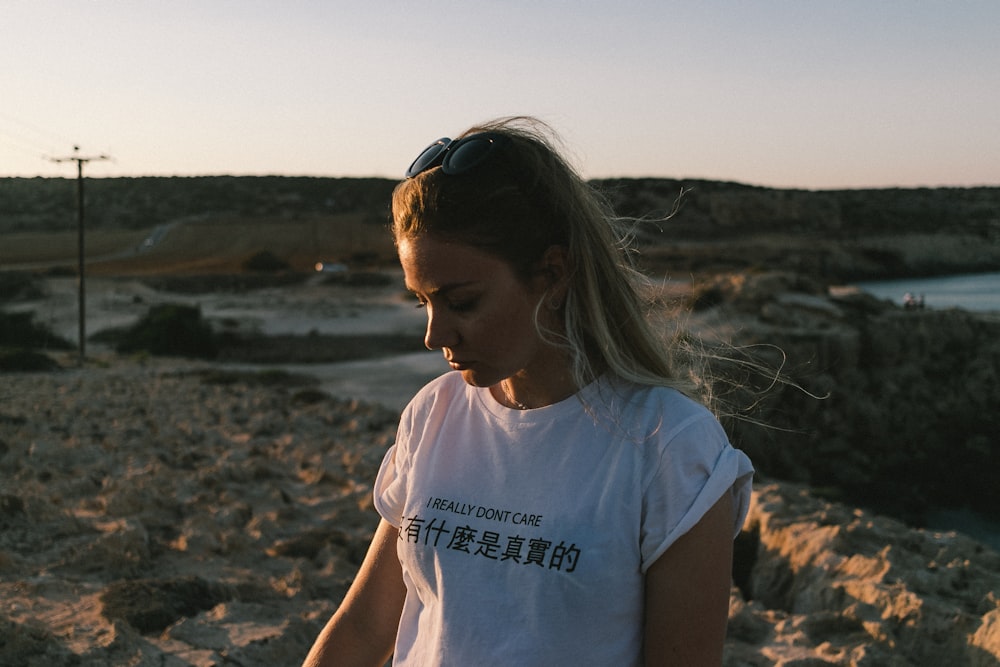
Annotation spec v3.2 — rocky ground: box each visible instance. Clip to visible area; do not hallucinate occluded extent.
[731,483,1000,666]
[0,360,395,666]
[2,359,998,666]
[2,268,999,665]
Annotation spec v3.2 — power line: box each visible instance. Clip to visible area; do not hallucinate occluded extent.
[0,110,76,151]
[0,128,64,174]
[0,112,107,175]
[48,146,112,364]
[0,130,52,158]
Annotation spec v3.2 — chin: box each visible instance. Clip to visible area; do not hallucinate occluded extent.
[459,369,499,388]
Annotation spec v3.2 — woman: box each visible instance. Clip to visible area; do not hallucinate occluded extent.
[302,117,753,666]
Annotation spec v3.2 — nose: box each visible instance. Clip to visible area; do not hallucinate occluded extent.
[423,305,458,351]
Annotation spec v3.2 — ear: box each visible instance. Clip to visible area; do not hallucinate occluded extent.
[535,245,571,306]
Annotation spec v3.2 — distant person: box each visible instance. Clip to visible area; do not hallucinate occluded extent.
[302,117,754,666]
[903,292,926,310]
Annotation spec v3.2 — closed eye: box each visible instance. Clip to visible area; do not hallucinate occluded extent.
[406,284,480,313]
[447,299,477,313]
[412,298,475,313]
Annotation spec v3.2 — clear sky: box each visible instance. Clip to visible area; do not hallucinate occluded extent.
[2,0,998,189]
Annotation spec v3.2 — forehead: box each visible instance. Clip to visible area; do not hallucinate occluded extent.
[398,235,511,292]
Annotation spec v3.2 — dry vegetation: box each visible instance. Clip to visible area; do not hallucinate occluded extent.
[1,229,149,266]
[5,176,1000,281]
[1,213,397,276]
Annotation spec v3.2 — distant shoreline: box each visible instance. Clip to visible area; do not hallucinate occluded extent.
[856,270,1000,313]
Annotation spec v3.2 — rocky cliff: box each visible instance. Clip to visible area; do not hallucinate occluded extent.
[691,271,1000,530]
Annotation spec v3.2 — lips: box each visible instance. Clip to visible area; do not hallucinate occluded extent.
[447,358,472,370]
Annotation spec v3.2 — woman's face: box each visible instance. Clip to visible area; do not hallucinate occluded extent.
[398,234,561,391]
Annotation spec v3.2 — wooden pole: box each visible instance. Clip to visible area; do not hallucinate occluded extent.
[49,146,110,364]
[76,157,86,362]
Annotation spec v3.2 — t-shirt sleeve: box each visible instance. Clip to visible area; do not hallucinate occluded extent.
[639,411,754,573]
[375,407,416,527]
[373,444,405,527]
[371,374,453,529]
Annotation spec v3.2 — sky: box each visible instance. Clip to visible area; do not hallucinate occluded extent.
[2,0,998,190]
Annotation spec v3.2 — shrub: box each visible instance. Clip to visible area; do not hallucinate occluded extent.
[0,311,73,350]
[242,250,289,272]
[116,304,217,359]
[0,272,46,302]
[0,349,60,372]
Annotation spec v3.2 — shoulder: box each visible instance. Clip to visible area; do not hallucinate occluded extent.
[617,381,711,415]
[409,371,467,404]
[402,371,471,412]
[603,378,720,439]
[397,372,474,434]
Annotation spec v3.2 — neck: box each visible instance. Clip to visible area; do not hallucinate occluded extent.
[493,371,577,410]
[498,381,531,410]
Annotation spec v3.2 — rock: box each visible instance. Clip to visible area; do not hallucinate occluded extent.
[0,615,78,667]
[728,482,1000,665]
[100,577,233,634]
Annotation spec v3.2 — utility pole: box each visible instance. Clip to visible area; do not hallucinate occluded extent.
[49,146,110,364]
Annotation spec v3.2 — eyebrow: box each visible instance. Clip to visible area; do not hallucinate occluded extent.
[406,280,480,297]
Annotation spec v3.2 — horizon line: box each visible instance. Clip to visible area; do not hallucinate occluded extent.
[1,172,998,192]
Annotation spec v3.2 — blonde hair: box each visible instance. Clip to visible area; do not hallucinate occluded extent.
[392,117,702,401]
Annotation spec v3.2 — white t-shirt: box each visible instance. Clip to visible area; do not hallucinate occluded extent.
[374,372,753,666]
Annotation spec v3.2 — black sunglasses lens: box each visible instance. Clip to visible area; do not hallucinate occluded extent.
[441,136,498,175]
[405,138,451,178]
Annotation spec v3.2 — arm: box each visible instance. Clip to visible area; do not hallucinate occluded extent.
[302,519,407,667]
[643,492,735,667]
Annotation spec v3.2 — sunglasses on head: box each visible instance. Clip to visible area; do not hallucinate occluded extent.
[405,132,509,179]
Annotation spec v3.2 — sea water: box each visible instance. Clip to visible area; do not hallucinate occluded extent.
[855,271,1000,312]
